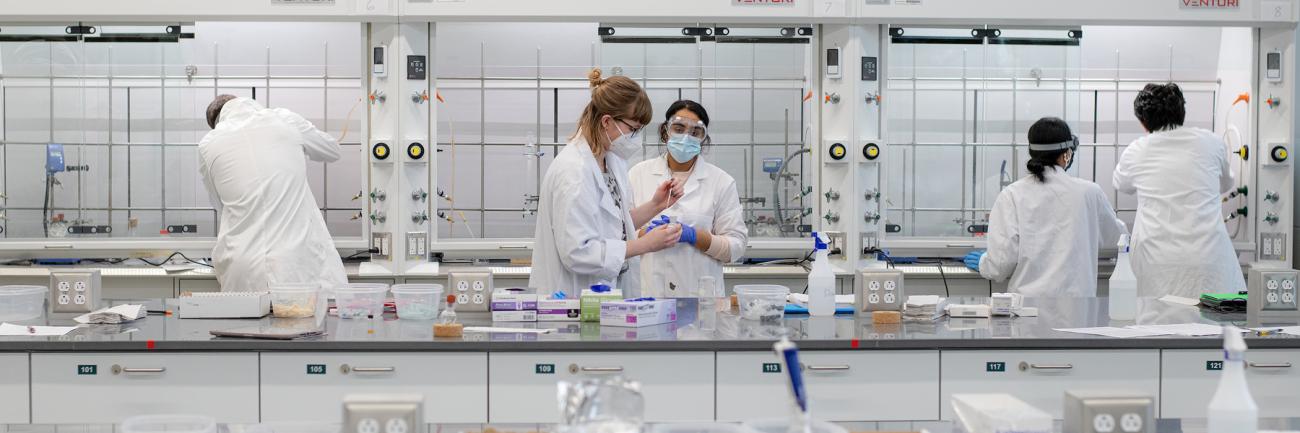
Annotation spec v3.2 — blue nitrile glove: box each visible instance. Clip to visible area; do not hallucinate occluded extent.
[643,215,671,233]
[678,224,697,245]
[963,250,986,271]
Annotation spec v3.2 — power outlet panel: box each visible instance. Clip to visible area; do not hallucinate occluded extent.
[1260,232,1288,261]
[448,272,492,312]
[342,394,423,433]
[50,270,101,314]
[1249,268,1300,321]
[855,269,904,313]
[1063,390,1154,433]
[405,232,427,261]
[372,232,392,261]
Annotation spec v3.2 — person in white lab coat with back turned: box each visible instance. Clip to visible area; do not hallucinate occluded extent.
[965,117,1127,297]
[629,100,748,297]
[199,95,347,292]
[529,69,684,298]
[1113,83,1246,298]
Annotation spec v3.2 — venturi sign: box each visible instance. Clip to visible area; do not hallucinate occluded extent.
[1180,0,1239,9]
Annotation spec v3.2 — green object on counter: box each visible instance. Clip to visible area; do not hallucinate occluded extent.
[580,286,623,322]
[1200,293,1248,312]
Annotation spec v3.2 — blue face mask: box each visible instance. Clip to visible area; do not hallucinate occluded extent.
[666,134,702,163]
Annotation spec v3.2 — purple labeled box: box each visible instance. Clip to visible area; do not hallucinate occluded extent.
[599,299,677,327]
[491,288,538,311]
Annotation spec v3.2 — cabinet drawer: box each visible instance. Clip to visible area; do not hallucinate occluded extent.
[941,350,1159,419]
[32,353,258,424]
[489,352,713,423]
[0,354,29,423]
[261,353,487,423]
[1162,349,1300,418]
[717,351,938,422]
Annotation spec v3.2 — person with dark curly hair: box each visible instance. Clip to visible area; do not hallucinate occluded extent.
[1113,83,1245,299]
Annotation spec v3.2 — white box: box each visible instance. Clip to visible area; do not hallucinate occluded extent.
[537,299,580,321]
[177,292,270,319]
[491,289,538,311]
[600,299,677,327]
[492,310,537,322]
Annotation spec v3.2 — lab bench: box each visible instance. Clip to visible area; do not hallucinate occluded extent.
[1,298,1299,425]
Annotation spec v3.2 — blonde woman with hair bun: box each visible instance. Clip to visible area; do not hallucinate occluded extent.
[529,69,686,298]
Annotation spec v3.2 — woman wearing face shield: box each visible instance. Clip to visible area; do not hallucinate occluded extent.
[628,100,749,298]
[964,117,1127,297]
[530,69,685,298]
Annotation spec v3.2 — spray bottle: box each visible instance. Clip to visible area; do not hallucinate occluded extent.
[1207,325,1257,433]
[1108,234,1137,321]
[807,232,835,317]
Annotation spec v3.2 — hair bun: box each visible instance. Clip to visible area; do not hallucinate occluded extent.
[587,68,604,89]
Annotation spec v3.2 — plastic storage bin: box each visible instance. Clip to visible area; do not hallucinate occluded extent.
[269,284,319,318]
[744,420,847,433]
[334,283,388,318]
[734,285,789,322]
[121,415,217,433]
[391,284,444,320]
[0,285,47,321]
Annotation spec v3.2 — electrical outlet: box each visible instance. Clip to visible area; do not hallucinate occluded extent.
[448,272,492,311]
[49,270,101,314]
[405,232,427,261]
[856,269,904,313]
[342,394,423,433]
[1064,390,1154,433]
[1249,268,1300,322]
[1260,232,1288,261]
[371,232,392,261]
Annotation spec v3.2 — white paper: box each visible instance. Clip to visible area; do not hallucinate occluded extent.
[1158,295,1201,306]
[463,327,554,334]
[787,293,854,306]
[1126,323,1245,337]
[0,323,80,336]
[1054,327,1173,338]
[74,304,147,324]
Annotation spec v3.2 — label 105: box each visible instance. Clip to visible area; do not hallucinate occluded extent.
[307,364,327,375]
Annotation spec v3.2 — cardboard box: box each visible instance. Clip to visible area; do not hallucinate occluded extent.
[491,289,538,311]
[538,299,580,321]
[580,288,623,322]
[600,299,677,327]
[491,310,537,322]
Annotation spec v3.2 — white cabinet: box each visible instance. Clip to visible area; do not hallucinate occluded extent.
[488,352,713,423]
[31,353,258,424]
[0,354,29,423]
[261,353,487,423]
[1162,349,1300,418]
[716,351,939,422]
[940,350,1160,419]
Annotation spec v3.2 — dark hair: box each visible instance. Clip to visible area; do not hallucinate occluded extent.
[1133,83,1185,132]
[1026,117,1074,183]
[657,99,711,144]
[206,94,238,129]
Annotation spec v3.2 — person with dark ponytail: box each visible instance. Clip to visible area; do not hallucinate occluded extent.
[1113,82,1245,298]
[963,117,1127,297]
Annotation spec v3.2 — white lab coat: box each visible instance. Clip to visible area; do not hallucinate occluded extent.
[979,167,1127,297]
[198,97,347,293]
[529,137,640,298]
[1113,127,1245,297]
[629,155,748,297]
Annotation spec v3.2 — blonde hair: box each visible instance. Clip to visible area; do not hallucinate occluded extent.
[574,68,653,156]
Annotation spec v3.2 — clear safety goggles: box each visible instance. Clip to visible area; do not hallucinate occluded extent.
[666,116,708,140]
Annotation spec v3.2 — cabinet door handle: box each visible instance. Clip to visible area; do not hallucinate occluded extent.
[576,366,624,373]
[1248,362,1293,369]
[113,365,165,375]
[340,364,396,374]
[1020,362,1073,371]
[805,365,851,371]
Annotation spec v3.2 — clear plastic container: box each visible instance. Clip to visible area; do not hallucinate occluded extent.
[0,285,48,321]
[391,284,444,320]
[652,423,760,433]
[334,283,389,318]
[269,284,319,318]
[735,285,789,322]
[121,415,217,433]
[744,420,847,433]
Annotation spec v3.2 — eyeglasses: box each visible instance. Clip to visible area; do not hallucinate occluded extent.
[666,116,708,140]
[614,118,645,139]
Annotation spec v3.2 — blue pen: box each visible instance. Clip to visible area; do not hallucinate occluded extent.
[773,337,808,415]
